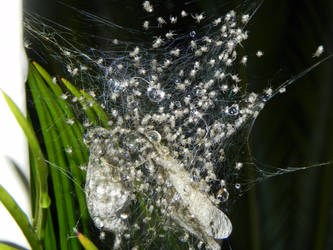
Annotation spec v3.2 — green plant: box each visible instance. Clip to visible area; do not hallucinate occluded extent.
[1,62,101,250]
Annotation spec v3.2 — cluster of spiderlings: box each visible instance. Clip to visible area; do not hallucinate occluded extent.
[25,1,273,249]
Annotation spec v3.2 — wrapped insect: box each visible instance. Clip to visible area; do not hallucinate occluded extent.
[84,127,232,250]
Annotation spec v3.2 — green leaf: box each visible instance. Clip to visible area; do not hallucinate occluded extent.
[0,243,22,250]
[26,62,114,249]
[0,185,41,250]
[28,64,84,250]
[61,77,98,124]
[79,89,109,127]
[74,229,99,250]
[32,62,85,137]
[0,244,15,250]
[1,90,49,240]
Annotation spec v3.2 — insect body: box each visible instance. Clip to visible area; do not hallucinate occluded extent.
[84,127,232,250]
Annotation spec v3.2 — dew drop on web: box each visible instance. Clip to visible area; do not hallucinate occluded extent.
[225,104,239,116]
[146,130,161,143]
[147,87,165,102]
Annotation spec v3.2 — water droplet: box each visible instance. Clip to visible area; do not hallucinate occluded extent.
[147,87,165,102]
[146,130,161,143]
[175,101,182,108]
[262,95,269,102]
[189,31,196,38]
[225,104,239,116]
[41,193,51,208]
[127,95,138,109]
[217,188,229,202]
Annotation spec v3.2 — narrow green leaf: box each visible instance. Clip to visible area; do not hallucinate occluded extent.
[32,61,85,136]
[44,209,57,250]
[31,63,87,162]
[60,76,109,127]
[74,229,99,250]
[0,243,20,250]
[42,107,71,250]
[28,65,80,250]
[79,90,109,127]
[1,90,49,240]
[0,185,41,250]
[28,68,64,249]
[61,78,97,124]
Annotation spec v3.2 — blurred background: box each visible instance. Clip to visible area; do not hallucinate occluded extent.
[24,0,333,249]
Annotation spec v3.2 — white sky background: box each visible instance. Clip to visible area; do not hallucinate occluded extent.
[0,0,30,248]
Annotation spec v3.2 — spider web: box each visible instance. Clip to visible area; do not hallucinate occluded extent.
[23,1,332,249]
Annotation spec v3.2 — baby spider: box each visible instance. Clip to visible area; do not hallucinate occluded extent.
[157,17,166,27]
[143,20,149,30]
[192,12,205,23]
[152,36,164,48]
[165,31,177,39]
[170,16,177,24]
[142,1,153,13]
[181,10,188,17]
[313,45,324,58]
